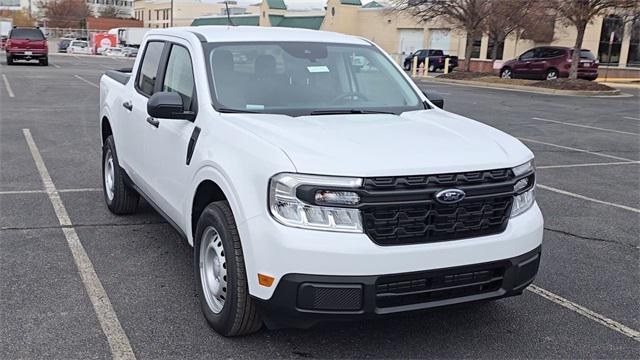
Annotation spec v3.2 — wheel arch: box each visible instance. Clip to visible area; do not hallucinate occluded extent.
[546,67,560,77]
[191,180,228,241]
[101,116,112,145]
[187,165,247,247]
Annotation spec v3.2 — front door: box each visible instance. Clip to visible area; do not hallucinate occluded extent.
[144,42,198,227]
[512,48,536,78]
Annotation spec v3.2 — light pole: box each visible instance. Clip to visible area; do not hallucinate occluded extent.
[170,0,173,27]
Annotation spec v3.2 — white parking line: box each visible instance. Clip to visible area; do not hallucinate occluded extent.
[537,161,640,169]
[22,129,136,360]
[537,183,640,213]
[623,116,640,121]
[532,117,639,136]
[0,187,102,195]
[528,285,640,342]
[52,63,61,69]
[2,74,15,98]
[74,74,99,88]
[518,137,634,162]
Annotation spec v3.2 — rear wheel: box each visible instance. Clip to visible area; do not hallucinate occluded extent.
[194,201,262,336]
[500,67,513,79]
[428,63,436,72]
[545,68,559,80]
[102,135,139,214]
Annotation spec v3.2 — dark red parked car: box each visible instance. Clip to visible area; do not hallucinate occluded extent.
[500,46,598,81]
[5,27,48,66]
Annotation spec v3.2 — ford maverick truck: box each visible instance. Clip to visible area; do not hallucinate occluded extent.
[99,26,543,336]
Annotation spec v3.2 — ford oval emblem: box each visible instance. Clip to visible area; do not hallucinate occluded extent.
[435,189,466,204]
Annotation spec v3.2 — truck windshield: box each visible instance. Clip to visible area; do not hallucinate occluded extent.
[205,42,424,116]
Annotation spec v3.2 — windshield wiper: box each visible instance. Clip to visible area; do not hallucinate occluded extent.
[309,109,396,116]
[217,107,259,114]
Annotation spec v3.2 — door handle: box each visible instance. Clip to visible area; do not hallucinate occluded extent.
[122,101,133,111]
[146,117,159,128]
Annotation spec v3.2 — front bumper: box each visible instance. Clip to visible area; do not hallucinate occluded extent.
[255,245,541,329]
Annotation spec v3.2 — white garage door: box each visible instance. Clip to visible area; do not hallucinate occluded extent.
[429,29,450,51]
[398,29,424,55]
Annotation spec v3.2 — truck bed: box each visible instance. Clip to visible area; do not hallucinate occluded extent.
[104,68,132,85]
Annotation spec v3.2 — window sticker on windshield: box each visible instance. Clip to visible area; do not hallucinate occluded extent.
[307,65,330,73]
[246,104,265,111]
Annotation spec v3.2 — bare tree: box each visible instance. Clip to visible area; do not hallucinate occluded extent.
[99,5,122,18]
[0,9,36,26]
[552,0,637,79]
[482,0,540,62]
[393,0,493,71]
[38,0,93,28]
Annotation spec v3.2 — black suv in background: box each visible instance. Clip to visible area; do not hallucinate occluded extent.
[403,49,459,72]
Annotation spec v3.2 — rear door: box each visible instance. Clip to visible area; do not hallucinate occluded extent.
[143,41,198,226]
[529,47,549,78]
[8,28,46,51]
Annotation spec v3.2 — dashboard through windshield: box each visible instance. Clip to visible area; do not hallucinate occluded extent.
[204,42,424,116]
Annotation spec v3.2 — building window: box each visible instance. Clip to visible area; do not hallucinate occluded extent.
[467,35,482,59]
[486,39,504,60]
[628,20,640,67]
[598,15,625,65]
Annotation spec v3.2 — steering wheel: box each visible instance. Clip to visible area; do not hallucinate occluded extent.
[330,92,369,104]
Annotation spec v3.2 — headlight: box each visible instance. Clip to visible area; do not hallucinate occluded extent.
[510,160,536,217]
[269,173,363,232]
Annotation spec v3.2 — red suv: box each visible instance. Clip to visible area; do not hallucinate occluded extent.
[500,46,598,81]
[5,27,48,66]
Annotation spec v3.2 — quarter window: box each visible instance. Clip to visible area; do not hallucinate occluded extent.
[136,41,165,96]
[162,45,195,111]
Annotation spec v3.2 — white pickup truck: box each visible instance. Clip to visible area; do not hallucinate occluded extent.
[99,26,543,336]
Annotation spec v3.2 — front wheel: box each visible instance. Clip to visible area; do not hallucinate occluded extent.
[6,55,13,65]
[39,57,48,66]
[194,201,262,336]
[500,67,513,79]
[428,63,436,72]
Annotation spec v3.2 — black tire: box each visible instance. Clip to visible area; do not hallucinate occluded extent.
[500,67,513,79]
[194,201,262,336]
[6,55,13,65]
[40,57,48,66]
[428,63,436,73]
[545,68,559,80]
[102,135,139,214]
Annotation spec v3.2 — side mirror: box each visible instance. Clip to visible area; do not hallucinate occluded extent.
[147,92,195,121]
[423,91,444,109]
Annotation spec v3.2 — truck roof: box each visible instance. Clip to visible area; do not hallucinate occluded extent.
[146,25,370,46]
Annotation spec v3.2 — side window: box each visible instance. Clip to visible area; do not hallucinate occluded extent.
[520,49,536,60]
[162,45,195,111]
[136,41,165,97]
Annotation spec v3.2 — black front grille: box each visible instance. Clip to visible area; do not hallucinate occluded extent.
[361,169,516,246]
[376,264,505,308]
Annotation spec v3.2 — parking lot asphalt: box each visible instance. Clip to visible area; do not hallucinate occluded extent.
[1,53,638,359]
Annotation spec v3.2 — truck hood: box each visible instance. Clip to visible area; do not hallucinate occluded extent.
[226,110,533,177]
